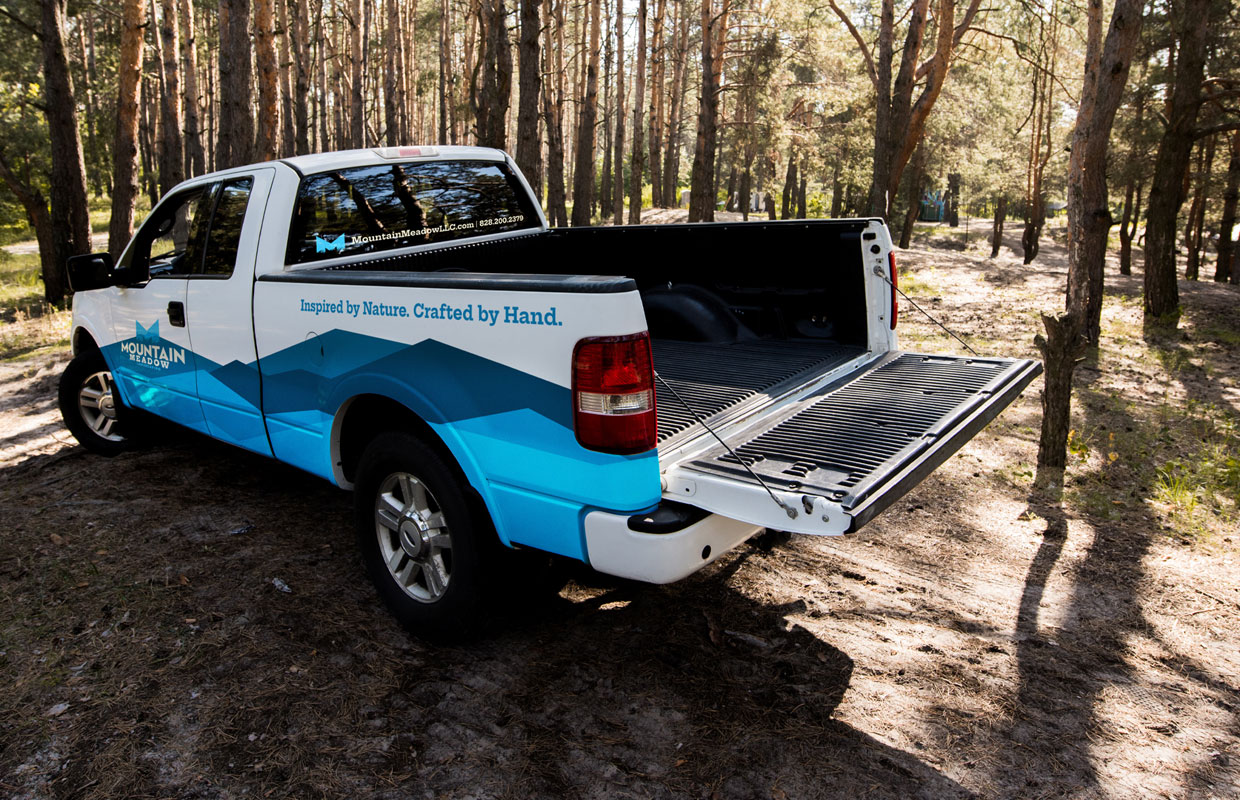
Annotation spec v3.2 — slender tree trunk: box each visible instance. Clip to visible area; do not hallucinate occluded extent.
[612,0,625,224]
[1118,178,1135,275]
[516,0,542,195]
[349,0,364,147]
[180,0,205,175]
[1037,0,1142,480]
[1143,0,1211,322]
[662,0,687,208]
[648,0,665,207]
[439,0,449,144]
[0,155,55,289]
[781,151,795,219]
[293,0,311,153]
[628,0,647,224]
[40,0,92,303]
[570,0,601,226]
[277,0,295,155]
[384,0,404,144]
[1184,134,1216,281]
[1216,130,1240,283]
[899,145,925,249]
[688,0,729,222]
[990,195,1007,258]
[797,160,808,219]
[472,0,512,148]
[218,0,255,168]
[253,0,280,161]
[543,0,568,225]
[110,0,146,260]
[830,161,842,217]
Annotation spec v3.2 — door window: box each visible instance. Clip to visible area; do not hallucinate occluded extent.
[200,178,254,277]
[122,186,213,278]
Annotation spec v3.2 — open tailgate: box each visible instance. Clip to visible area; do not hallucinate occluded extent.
[662,352,1042,535]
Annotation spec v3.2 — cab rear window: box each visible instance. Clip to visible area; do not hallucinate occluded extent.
[286,160,539,265]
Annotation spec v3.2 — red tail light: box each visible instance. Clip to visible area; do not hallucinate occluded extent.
[572,332,657,455]
[889,251,899,330]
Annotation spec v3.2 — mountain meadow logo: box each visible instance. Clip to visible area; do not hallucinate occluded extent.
[119,321,188,369]
[315,233,346,253]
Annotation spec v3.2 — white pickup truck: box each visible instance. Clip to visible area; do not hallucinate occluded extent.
[61,146,1041,637]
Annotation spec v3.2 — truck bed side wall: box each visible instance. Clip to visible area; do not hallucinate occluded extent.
[251,279,660,561]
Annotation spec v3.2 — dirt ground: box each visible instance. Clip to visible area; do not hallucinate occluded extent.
[2,220,1239,799]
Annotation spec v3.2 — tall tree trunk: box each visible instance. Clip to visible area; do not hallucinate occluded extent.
[1143,0,1211,322]
[438,0,449,144]
[990,195,1007,258]
[349,0,364,148]
[1037,0,1142,479]
[40,0,92,303]
[253,0,281,161]
[1217,130,1240,283]
[293,0,312,153]
[662,0,688,208]
[628,0,647,224]
[1118,178,1136,274]
[180,0,206,175]
[472,0,512,148]
[797,159,808,219]
[278,0,296,154]
[900,145,925,249]
[612,0,625,224]
[688,0,729,222]
[648,0,666,207]
[780,151,795,219]
[543,0,568,225]
[570,0,601,226]
[110,0,146,260]
[830,160,843,217]
[384,0,405,144]
[516,0,542,195]
[218,0,255,168]
[1184,134,1216,281]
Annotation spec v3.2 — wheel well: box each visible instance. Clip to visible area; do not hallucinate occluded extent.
[336,394,457,486]
[72,328,98,356]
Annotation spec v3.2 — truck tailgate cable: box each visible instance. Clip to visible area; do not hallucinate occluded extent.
[654,370,799,520]
[873,265,979,356]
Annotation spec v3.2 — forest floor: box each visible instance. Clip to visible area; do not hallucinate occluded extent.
[1,217,1239,799]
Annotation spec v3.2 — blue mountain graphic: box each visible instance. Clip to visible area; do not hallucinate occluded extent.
[136,320,160,344]
[315,234,346,253]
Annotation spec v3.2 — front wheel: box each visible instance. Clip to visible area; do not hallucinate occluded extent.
[58,349,131,456]
[354,432,492,640]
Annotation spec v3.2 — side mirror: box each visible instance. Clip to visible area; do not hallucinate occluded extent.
[66,252,117,292]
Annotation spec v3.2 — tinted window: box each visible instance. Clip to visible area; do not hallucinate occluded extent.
[286,160,539,264]
[201,178,254,276]
[125,186,212,277]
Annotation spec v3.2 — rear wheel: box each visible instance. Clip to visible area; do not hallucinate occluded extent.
[58,349,131,456]
[354,432,491,640]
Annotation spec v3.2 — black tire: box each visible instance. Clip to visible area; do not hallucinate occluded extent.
[354,432,494,640]
[58,349,132,457]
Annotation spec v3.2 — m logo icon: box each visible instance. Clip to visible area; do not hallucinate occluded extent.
[315,234,346,253]
[136,320,160,344]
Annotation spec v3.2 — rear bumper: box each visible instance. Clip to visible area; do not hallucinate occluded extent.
[583,508,763,584]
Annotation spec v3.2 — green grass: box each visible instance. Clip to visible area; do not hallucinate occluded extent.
[0,250,70,360]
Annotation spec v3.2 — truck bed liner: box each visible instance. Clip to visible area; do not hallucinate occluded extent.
[651,339,863,443]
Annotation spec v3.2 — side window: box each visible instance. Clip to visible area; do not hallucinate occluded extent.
[286,160,539,264]
[200,178,254,277]
[124,186,213,277]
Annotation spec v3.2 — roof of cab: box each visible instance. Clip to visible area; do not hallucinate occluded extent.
[281,146,506,175]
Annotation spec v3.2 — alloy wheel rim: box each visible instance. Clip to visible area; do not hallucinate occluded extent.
[78,370,124,442]
[374,471,453,603]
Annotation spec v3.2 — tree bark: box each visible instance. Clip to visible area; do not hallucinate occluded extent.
[253,0,280,161]
[348,0,364,148]
[110,0,146,260]
[1118,179,1137,275]
[687,0,729,222]
[780,153,796,219]
[40,0,92,303]
[472,0,512,148]
[1184,134,1216,281]
[218,0,255,168]
[990,195,1007,258]
[1143,0,1211,322]
[648,0,666,207]
[0,152,56,303]
[1037,0,1142,480]
[543,0,568,225]
[628,0,647,224]
[612,0,625,224]
[900,145,925,249]
[570,0,601,226]
[180,0,206,175]
[278,0,296,155]
[293,0,312,153]
[516,0,542,196]
[384,0,405,144]
[662,0,688,209]
[1217,130,1240,283]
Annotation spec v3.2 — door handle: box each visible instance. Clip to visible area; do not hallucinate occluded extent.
[167,301,186,327]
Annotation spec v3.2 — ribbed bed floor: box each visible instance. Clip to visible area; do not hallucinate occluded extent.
[651,339,863,443]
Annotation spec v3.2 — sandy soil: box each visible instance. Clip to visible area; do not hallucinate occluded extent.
[1,221,1238,799]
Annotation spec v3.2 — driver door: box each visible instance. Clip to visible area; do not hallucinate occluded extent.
[107,183,215,434]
